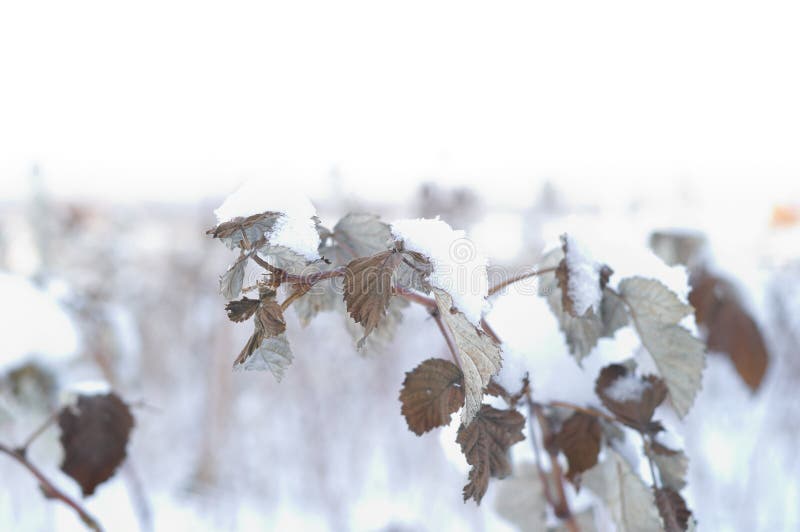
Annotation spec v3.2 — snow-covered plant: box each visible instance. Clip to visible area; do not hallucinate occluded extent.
[207,183,706,532]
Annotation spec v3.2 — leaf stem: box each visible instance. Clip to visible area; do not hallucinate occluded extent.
[0,443,103,531]
[429,307,461,368]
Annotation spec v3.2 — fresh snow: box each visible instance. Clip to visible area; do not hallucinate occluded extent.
[390,217,489,325]
[563,234,603,315]
[604,374,650,402]
[0,273,79,372]
[214,179,321,260]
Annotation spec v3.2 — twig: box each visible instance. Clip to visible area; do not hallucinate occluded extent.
[488,266,557,297]
[480,318,501,344]
[430,307,461,368]
[18,411,59,454]
[392,285,436,309]
[0,443,103,531]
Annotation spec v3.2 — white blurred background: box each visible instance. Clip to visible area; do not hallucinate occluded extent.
[1,1,799,531]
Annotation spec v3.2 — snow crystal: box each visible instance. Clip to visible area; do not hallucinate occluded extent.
[214,179,320,260]
[390,217,489,325]
[563,234,603,315]
[0,273,78,372]
[604,374,650,402]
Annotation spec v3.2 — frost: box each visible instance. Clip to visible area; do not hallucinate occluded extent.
[604,374,650,402]
[390,217,488,325]
[214,179,320,260]
[563,234,603,315]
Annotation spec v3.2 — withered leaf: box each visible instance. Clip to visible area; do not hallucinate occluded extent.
[399,358,465,435]
[619,277,706,417]
[219,255,247,300]
[233,331,293,381]
[343,250,402,346]
[595,364,667,432]
[256,297,286,337]
[456,404,525,504]
[58,393,134,496]
[554,412,602,483]
[433,289,502,425]
[206,212,281,249]
[345,296,408,355]
[650,441,688,491]
[333,213,393,258]
[225,297,260,322]
[655,487,692,532]
[689,270,768,391]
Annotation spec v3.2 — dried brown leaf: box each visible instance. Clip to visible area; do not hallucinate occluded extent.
[58,393,134,496]
[655,487,692,532]
[399,358,465,435]
[554,412,602,483]
[225,297,260,322]
[650,441,688,491]
[689,270,768,391]
[256,297,286,337]
[206,212,281,249]
[456,405,525,504]
[595,364,667,433]
[343,250,402,346]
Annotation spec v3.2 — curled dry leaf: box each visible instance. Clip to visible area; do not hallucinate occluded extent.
[225,297,260,322]
[655,487,692,532]
[595,364,667,433]
[619,277,706,418]
[433,288,502,425]
[333,213,393,258]
[553,412,602,484]
[343,250,402,347]
[689,270,768,391]
[456,404,525,504]
[58,393,134,496]
[233,332,294,381]
[256,297,286,337]
[399,358,465,435]
[206,211,281,249]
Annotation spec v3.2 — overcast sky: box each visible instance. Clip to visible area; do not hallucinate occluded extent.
[2,1,799,205]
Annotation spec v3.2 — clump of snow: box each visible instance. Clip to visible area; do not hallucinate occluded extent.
[60,379,113,407]
[563,234,603,315]
[214,179,320,260]
[0,273,79,373]
[494,343,531,393]
[604,374,650,402]
[390,217,489,325]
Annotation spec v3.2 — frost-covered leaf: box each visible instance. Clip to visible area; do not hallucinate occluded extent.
[219,256,247,300]
[655,487,692,532]
[225,297,260,322]
[58,393,134,496]
[689,270,768,391]
[393,250,432,293]
[457,404,525,504]
[333,213,393,258]
[233,332,293,381]
[257,244,311,275]
[595,364,667,433]
[206,211,281,250]
[293,276,341,326]
[255,297,286,337]
[556,234,603,317]
[399,358,464,435]
[552,509,597,532]
[343,250,402,347]
[619,277,705,417]
[344,296,407,355]
[493,462,547,531]
[650,441,688,491]
[601,288,629,337]
[433,288,502,425]
[584,449,662,532]
[554,412,602,483]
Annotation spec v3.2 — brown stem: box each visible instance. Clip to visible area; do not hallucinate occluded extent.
[488,266,557,297]
[0,443,103,531]
[480,318,501,344]
[18,411,59,453]
[392,285,436,309]
[527,395,581,532]
[430,307,461,368]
